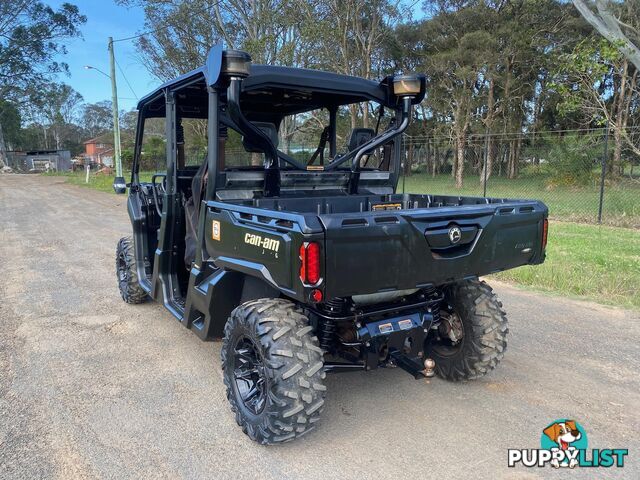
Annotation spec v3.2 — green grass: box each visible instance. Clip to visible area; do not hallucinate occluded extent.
[492,221,640,310]
[44,170,154,193]
[403,173,640,229]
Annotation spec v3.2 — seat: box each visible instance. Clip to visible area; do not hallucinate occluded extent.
[183,160,208,268]
[347,128,375,152]
[242,122,279,151]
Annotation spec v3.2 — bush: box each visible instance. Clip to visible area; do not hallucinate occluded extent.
[544,135,600,187]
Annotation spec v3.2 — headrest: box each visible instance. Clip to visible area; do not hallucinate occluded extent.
[242,122,279,153]
[347,128,375,152]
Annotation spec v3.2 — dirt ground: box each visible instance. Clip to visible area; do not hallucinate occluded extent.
[1,175,638,479]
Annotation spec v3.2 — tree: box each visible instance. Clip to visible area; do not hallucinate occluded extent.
[0,1,85,165]
[553,38,640,174]
[29,83,84,150]
[299,0,400,128]
[118,0,309,80]
[81,101,114,139]
[572,0,640,70]
[0,100,22,151]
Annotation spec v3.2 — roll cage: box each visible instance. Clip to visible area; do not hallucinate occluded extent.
[127,45,426,199]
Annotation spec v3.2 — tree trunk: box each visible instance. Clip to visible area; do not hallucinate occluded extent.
[455,134,465,188]
[507,135,522,179]
[480,134,493,187]
[349,104,358,130]
[451,143,457,179]
[0,121,7,168]
[362,102,369,129]
[480,77,496,185]
[433,143,439,178]
[407,138,414,176]
[612,59,628,175]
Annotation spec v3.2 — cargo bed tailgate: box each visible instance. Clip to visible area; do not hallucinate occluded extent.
[320,201,547,298]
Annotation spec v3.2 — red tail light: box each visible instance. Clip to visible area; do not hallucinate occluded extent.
[542,219,549,250]
[299,242,321,285]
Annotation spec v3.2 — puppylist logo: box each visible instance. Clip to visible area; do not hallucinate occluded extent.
[508,419,628,469]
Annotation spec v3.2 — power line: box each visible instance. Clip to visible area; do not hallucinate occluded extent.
[111,0,224,44]
[115,58,139,100]
[112,26,166,44]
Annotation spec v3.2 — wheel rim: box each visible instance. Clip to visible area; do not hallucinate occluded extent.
[232,336,267,415]
[117,250,129,290]
[428,308,465,357]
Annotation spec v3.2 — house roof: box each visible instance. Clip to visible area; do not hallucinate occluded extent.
[83,133,114,145]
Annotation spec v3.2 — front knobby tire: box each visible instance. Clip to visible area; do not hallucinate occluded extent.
[221,299,326,445]
[115,236,147,304]
[426,280,508,381]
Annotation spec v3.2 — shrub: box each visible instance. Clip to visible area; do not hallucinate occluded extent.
[544,135,600,187]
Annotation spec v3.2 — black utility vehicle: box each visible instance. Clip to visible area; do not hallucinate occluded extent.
[115,46,548,444]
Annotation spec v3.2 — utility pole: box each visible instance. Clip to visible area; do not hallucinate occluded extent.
[108,37,123,179]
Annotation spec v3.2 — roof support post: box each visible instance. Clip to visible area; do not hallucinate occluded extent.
[206,87,219,201]
[164,88,177,195]
[329,107,337,159]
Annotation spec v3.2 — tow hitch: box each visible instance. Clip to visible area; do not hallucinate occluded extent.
[357,312,437,379]
[389,351,436,379]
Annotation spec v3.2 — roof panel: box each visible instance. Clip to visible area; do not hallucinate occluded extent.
[137,64,392,111]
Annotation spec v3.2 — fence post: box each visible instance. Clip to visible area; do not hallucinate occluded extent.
[597,122,609,224]
[482,130,489,197]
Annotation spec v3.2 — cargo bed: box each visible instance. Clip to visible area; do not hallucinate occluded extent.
[205,193,548,300]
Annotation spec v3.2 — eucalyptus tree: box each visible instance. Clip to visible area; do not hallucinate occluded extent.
[118,0,311,79]
[0,1,85,165]
[573,0,640,70]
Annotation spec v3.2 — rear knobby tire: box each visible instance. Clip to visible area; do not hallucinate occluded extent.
[427,279,508,381]
[221,299,326,445]
[115,236,147,304]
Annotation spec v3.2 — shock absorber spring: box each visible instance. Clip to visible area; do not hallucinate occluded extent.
[424,287,443,329]
[318,320,336,352]
[317,297,351,353]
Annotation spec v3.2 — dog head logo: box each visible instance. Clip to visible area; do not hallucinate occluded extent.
[543,420,581,450]
[540,419,588,468]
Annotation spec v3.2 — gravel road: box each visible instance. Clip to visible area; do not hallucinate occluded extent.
[1,175,638,480]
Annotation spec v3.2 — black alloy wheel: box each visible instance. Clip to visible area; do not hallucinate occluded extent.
[232,337,268,415]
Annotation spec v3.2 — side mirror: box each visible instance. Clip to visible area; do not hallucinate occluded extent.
[113,176,127,194]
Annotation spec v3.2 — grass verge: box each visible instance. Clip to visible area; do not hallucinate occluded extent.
[43,170,153,193]
[403,173,640,228]
[492,221,640,310]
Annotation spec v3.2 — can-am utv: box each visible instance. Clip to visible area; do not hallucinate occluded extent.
[114,46,548,444]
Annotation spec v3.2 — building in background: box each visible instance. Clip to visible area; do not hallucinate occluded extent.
[83,133,114,166]
[5,150,72,172]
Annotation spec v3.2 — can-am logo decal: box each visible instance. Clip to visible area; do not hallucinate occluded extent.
[212,220,221,241]
[244,233,280,252]
[448,226,462,244]
[507,419,628,469]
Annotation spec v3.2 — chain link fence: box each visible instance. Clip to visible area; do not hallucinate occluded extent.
[400,129,640,229]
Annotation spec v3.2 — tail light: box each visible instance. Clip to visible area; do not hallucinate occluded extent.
[542,219,549,250]
[299,241,321,285]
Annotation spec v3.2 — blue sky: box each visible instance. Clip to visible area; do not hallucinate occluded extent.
[49,0,425,112]
[48,0,157,111]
